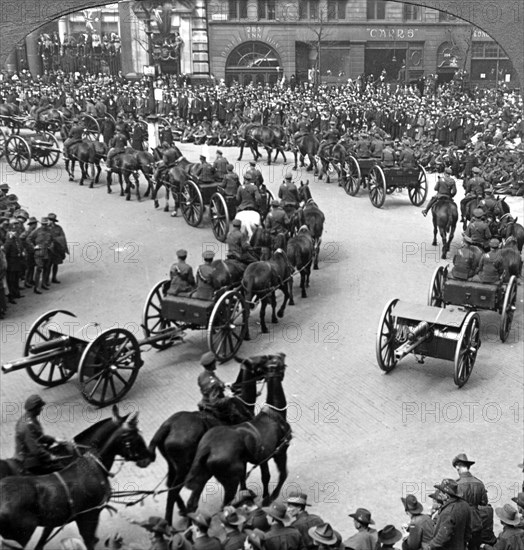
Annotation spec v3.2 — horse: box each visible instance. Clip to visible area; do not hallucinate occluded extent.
[286,225,314,300]
[462,196,509,231]
[152,155,197,214]
[317,142,346,184]
[500,236,523,279]
[147,355,270,522]
[241,249,293,334]
[0,406,151,550]
[209,258,247,290]
[235,210,261,240]
[292,133,320,173]
[499,214,524,253]
[107,149,155,201]
[184,354,290,512]
[65,140,107,188]
[237,124,287,165]
[0,103,19,117]
[294,182,325,270]
[431,199,459,260]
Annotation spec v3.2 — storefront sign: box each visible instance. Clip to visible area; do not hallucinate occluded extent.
[367,28,418,39]
[473,29,491,39]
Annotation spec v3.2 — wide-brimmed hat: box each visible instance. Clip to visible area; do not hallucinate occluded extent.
[511,492,524,508]
[348,508,374,526]
[245,529,265,550]
[200,351,216,368]
[489,239,500,248]
[378,525,402,546]
[428,491,444,504]
[452,453,476,468]
[139,516,174,535]
[495,504,521,526]
[187,511,211,530]
[219,506,246,527]
[285,492,311,507]
[401,495,423,514]
[24,394,45,411]
[262,503,292,526]
[434,479,461,498]
[308,523,338,546]
[169,533,193,550]
[472,208,485,219]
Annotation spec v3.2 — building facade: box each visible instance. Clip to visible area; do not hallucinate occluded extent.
[207,0,519,87]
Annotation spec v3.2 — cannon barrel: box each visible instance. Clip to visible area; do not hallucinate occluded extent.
[1,346,76,374]
[29,336,71,354]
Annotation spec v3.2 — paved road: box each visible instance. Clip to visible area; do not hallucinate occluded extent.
[0,144,522,547]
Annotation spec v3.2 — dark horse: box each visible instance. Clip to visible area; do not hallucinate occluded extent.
[152,154,197,214]
[286,225,314,300]
[462,196,510,230]
[294,182,325,270]
[242,249,293,334]
[0,406,151,550]
[499,214,524,253]
[431,198,458,259]
[148,355,274,522]
[65,140,107,188]
[500,236,522,279]
[237,123,287,165]
[317,142,346,184]
[184,353,290,512]
[292,133,320,173]
[107,148,156,201]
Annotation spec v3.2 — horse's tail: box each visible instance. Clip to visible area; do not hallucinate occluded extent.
[242,269,255,305]
[147,421,172,461]
[184,443,211,491]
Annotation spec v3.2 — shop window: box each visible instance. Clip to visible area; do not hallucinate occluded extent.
[299,0,319,19]
[320,46,350,78]
[258,0,276,20]
[403,5,422,21]
[367,0,388,20]
[327,0,346,20]
[228,0,247,19]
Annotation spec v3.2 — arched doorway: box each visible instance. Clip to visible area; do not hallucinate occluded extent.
[225,41,282,87]
[436,41,461,84]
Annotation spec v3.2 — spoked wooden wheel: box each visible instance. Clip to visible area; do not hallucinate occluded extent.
[428,266,446,307]
[500,275,517,342]
[24,310,77,387]
[78,328,142,407]
[6,135,31,171]
[180,179,204,227]
[454,312,480,388]
[210,192,230,242]
[142,279,180,350]
[344,155,361,196]
[0,127,8,158]
[105,113,116,124]
[81,114,100,141]
[158,116,171,129]
[35,132,60,167]
[368,165,387,208]
[408,164,429,206]
[208,289,249,362]
[376,298,399,373]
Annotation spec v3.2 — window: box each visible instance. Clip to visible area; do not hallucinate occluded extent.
[327,0,346,19]
[367,0,387,20]
[228,0,247,19]
[403,5,422,20]
[299,0,319,20]
[471,42,507,58]
[258,0,276,20]
[320,44,351,79]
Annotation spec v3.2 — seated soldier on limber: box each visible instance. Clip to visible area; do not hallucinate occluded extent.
[191,250,216,300]
[450,236,481,280]
[167,249,196,297]
[474,238,505,284]
[422,167,457,216]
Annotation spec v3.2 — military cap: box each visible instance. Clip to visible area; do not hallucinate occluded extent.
[27,217,38,225]
[452,453,476,467]
[200,155,206,161]
[200,351,216,368]
[176,249,187,258]
[40,217,50,224]
[284,174,292,181]
[47,213,58,222]
[444,167,452,174]
[226,164,234,171]
[249,160,256,166]
[232,219,242,227]
[25,394,45,411]
[270,199,280,207]
[7,194,18,202]
[231,488,257,507]
[0,183,9,191]
[203,250,215,260]
[216,150,223,155]
[489,238,500,248]
[472,208,485,218]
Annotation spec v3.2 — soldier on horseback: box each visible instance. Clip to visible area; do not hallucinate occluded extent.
[227,219,258,264]
[153,148,181,191]
[278,175,300,219]
[194,155,216,184]
[245,160,264,187]
[422,167,457,217]
[197,352,235,422]
[14,395,61,475]
[292,112,311,146]
[460,167,487,223]
[265,199,290,250]
[237,177,261,213]
[105,131,129,171]
[317,121,340,160]
[62,117,84,161]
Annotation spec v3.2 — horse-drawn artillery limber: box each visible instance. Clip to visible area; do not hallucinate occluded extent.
[1,279,249,407]
[376,299,482,387]
[428,265,518,342]
[2,129,61,172]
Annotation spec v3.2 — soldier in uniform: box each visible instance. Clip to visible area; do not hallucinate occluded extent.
[278,175,300,219]
[192,250,216,300]
[398,139,417,169]
[226,219,257,264]
[213,150,229,180]
[464,209,492,251]
[167,249,196,297]
[236,178,261,213]
[381,140,396,168]
[355,132,372,159]
[450,237,481,280]
[62,117,84,161]
[293,112,312,145]
[400,495,434,550]
[197,352,234,423]
[476,239,505,283]
[233,489,270,532]
[344,508,378,550]
[265,200,290,243]
[263,503,302,550]
[194,155,216,184]
[453,453,489,550]
[285,492,323,550]
[461,167,487,223]
[15,395,59,474]
[27,217,53,294]
[245,160,264,187]
[3,219,25,303]
[370,133,385,159]
[47,213,68,284]
[219,164,241,198]
[317,121,340,159]
[188,511,224,550]
[219,507,247,550]
[105,131,129,171]
[21,217,38,287]
[422,167,457,216]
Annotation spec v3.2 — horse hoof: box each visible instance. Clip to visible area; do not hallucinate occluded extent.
[120,192,124,197]
[261,327,269,334]
[314,265,319,270]
[432,241,437,247]
[79,182,84,186]
[272,317,279,324]
[164,206,169,212]
[107,189,112,194]
[126,196,131,201]
[89,184,93,189]
[69,177,74,182]
[277,311,284,319]
[289,300,295,306]
[292,166,297,171]
[302,293,307,298]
